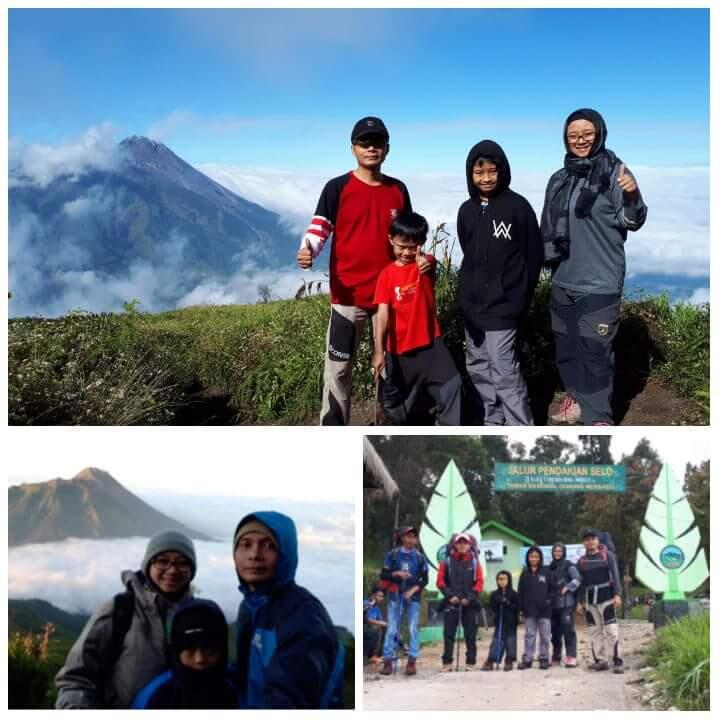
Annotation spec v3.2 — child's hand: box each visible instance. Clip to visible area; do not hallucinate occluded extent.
[297,245,313,269]
[613,594,622,609]
[417,253,433,275]
[449,596,460,605]
[460,598,469,607]
[372,350,385,378]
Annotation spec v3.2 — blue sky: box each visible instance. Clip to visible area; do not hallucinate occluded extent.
[10,8,709,174]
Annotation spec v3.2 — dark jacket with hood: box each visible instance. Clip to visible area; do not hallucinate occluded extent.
[132,599,239,709]
[233,511,344,710]
[548,543,581,609]
[457,140,543,332]
[489,572,520,630]
[517,546,552,619]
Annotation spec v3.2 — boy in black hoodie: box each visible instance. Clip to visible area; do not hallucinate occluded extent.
[481,570,519,671]
[457,141,542,426]
[517,546,552,669]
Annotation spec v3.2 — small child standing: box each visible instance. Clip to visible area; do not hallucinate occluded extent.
[517,546,552,670]
[132,598,238,709]
[372,211,462,425]
[482,571,520,671]
[457,140,542,425]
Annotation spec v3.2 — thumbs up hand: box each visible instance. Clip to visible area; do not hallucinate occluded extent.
[616,163,638,194]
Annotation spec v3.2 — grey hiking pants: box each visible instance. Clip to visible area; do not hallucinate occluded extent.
[522,616,551,663]
[464,326,533,425]
[320,304,377,425]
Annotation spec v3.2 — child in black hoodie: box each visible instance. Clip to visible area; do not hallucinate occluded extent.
[517,546,552,669]
[481,570,519,671]
[133,599,239,709]
[457,140,542,426]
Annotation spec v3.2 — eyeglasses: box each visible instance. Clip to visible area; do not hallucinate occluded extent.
[566,131,596,144]
[354,137,387,149]
[152,557,192,573]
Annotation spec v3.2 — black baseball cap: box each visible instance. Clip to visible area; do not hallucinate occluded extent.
[351,116,389,143]
[581,527,598,539]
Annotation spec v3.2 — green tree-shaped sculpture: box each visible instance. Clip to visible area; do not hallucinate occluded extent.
[635,464,709,601]
[419,459,482,591]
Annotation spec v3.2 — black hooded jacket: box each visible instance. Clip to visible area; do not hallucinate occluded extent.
[548,543,581,609]
[457,140,543,331]
[489,572,520,630]
[517,546,552,619]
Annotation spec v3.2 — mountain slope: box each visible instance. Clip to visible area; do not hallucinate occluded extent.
[9,136,299,315]
[8,467,210,545]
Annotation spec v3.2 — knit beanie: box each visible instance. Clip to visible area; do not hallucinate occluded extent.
[233,518,277,551]
[142,530,197,580]
[171,600,228,657]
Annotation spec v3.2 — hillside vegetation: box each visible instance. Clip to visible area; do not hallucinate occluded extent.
[9,266,709,425]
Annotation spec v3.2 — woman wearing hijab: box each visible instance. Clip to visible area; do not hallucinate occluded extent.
[541,109,648,425]
[55,531,196,708]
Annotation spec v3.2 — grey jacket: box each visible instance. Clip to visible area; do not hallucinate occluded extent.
[541,163,648,295]
[55,570,192,709]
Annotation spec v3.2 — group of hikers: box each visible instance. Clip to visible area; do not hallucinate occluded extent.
[298,110,647,426]
[54,512,344,709]
[364,526,624,675]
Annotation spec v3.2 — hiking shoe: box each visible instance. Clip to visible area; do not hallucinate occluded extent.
[465,663,477,672]
[379,660,393,675]
[539,658,550,670]
[480,660,494,671]
[551,658,562,666]
[564,656,577,668]
[406,658,417,676]
[613,663,625,675]
[551,396,581,424]
[504,660,514,671]
[592,421,612,426]
[517,660,532,670]
[440,664,453,673]
[590,660,610,671]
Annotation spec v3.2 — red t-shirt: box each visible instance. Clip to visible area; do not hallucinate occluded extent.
[373,256,442,355]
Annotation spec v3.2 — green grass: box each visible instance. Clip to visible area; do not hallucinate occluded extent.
[8,273,709,425]
[644,613,709,711]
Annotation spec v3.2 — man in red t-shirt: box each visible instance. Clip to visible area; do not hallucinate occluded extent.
[372,211,461,425]
[296,117,426,426]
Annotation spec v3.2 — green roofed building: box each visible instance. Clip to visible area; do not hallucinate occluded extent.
[480,520,536,584]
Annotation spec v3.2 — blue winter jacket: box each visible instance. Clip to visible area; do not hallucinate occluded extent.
[234,511,345,709]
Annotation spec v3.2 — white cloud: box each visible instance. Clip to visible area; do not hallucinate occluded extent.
[8,535,354,629]
[688,287,710,305]
[11,124,120,188]
[202,164,709,281]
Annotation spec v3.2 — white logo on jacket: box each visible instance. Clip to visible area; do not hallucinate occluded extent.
[492,220,512,240]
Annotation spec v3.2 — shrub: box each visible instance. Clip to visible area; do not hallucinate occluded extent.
[8,624,57,709]
[645,612,709,711]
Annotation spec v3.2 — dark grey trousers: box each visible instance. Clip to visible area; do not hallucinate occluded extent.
[550,285,621,425]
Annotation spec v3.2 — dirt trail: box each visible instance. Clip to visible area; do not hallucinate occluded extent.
[363,621,655,711]
[350,378,701,425]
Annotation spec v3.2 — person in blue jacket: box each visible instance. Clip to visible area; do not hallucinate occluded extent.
[233,511,345,709]
[132,598,239,708]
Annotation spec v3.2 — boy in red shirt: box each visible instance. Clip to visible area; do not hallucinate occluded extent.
[372,211,461,425]
[297,117,420,425]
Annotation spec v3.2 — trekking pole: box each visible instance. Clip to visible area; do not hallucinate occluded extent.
[455,604,463,672]
[495,610,503,670]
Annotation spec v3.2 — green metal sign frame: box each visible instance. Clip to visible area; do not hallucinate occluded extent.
[494,463,626,492]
